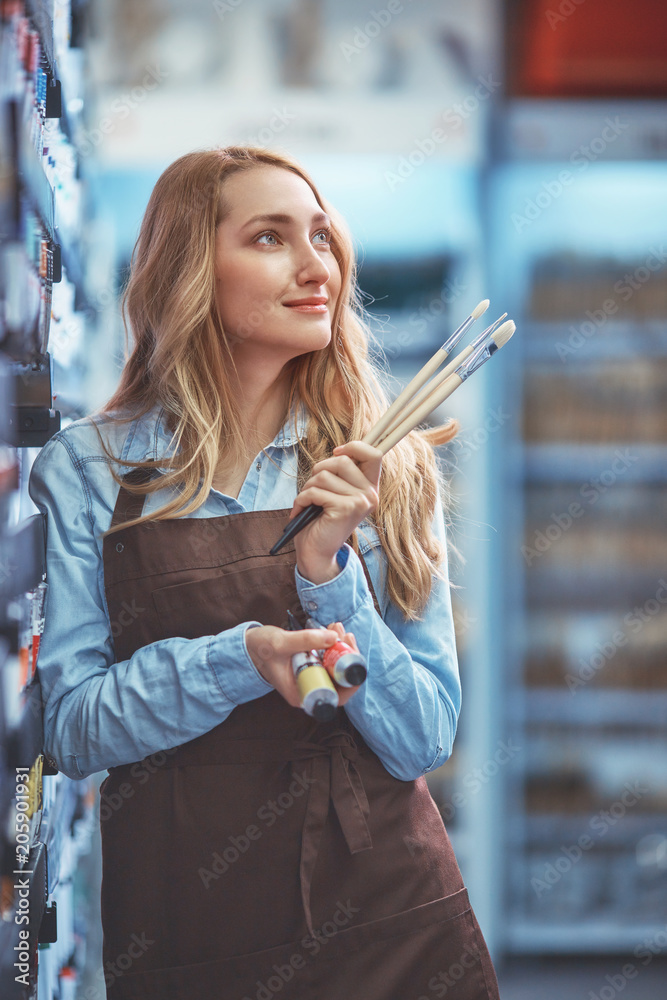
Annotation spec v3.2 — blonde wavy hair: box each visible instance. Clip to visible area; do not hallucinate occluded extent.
[91,146,460,621]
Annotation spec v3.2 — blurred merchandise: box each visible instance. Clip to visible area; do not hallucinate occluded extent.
[506,0,667,98]
[0,1,102,997]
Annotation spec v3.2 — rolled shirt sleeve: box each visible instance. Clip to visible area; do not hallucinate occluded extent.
[295,484,461,782]
[28,435,273,780]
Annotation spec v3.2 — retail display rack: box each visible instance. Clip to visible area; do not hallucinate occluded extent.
[488,99,667,953]
[1,1,96,997]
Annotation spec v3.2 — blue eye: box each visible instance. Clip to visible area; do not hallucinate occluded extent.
[256,232,279,245]
[313,229,332,245]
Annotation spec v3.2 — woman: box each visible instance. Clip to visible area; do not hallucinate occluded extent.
[29,146,501,999]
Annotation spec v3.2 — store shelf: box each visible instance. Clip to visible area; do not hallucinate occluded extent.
[499,99,667,162]
[489,99,667,954]
[521,813,667,847]
[24,0,54,77]
[520,690,667,728]
[1,2,98,996]
[505,921,667,954]
[523,444,667,483]
[524,570,667,610]
[521,321,667,361]
[16,114,55,240]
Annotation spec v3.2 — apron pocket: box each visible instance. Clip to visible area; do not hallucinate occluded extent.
[105,888,499,1000]
[152,563,302,638]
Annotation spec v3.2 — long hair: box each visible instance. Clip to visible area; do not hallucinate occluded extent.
[91,145,460,621]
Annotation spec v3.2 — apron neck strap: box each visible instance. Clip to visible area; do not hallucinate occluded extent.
[110,466,161,529]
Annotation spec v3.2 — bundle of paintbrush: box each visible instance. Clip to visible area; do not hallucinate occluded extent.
[270,301,515,555]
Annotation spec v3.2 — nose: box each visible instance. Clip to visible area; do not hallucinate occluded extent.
[295,239,332,286]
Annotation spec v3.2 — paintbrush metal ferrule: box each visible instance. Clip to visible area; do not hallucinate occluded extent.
[440,315,475,355]
[456,341,490,382]
[456,315,510,381]
[469,313,507,352]
[458,332,506,381]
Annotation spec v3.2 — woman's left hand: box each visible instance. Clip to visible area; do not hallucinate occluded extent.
[288,441,383,578]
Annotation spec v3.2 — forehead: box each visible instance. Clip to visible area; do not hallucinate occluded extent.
[219,165,321,222]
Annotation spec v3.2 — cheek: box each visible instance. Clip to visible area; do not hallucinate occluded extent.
[328,257,343,299]
[217,262,269,318]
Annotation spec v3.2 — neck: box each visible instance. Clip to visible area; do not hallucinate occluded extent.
[226,358,293,462]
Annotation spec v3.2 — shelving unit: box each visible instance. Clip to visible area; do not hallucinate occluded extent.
[0,1,98,996]
[488,100,667,953]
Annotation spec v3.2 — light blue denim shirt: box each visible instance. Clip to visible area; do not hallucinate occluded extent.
[27,401,461,783]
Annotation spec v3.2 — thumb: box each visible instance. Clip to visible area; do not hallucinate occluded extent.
[294,628,338,652]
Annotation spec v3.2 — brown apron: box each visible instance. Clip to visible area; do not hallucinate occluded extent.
[99,462,501,1000]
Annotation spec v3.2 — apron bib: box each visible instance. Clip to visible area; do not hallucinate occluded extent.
[98,462,500,999]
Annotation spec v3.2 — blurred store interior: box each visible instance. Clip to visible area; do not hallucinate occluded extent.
[1,0,667,996]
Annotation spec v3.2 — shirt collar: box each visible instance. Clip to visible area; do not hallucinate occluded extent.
[123,398,308,464]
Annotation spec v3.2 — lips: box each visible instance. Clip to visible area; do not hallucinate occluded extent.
[283,297,328,307]
[283,296,329,314]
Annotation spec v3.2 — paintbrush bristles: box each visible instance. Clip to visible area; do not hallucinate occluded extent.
[491,320,515,348]
[373,314,505,447]
[377,317,516,456]
[362,300,489,447]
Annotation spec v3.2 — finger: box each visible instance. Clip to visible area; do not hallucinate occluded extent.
[310,457,375,492]
[332,441,383,462]
[331,442,383,483]
[305,469,363,497]
[292,487,371,518]
[288,628,338,652]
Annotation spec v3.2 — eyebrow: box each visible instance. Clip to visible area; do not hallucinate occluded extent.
[240,211,331,231]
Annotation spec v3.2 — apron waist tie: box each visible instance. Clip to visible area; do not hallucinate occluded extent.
[291,731,373,940]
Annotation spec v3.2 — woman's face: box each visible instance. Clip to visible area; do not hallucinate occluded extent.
[213,165,342,359]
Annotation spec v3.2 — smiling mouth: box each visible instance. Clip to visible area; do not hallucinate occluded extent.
[283,303,329,313]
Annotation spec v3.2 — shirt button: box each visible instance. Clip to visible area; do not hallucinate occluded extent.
[115,542,124,552]
[307,601,318,611]
[256,461,261,470]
